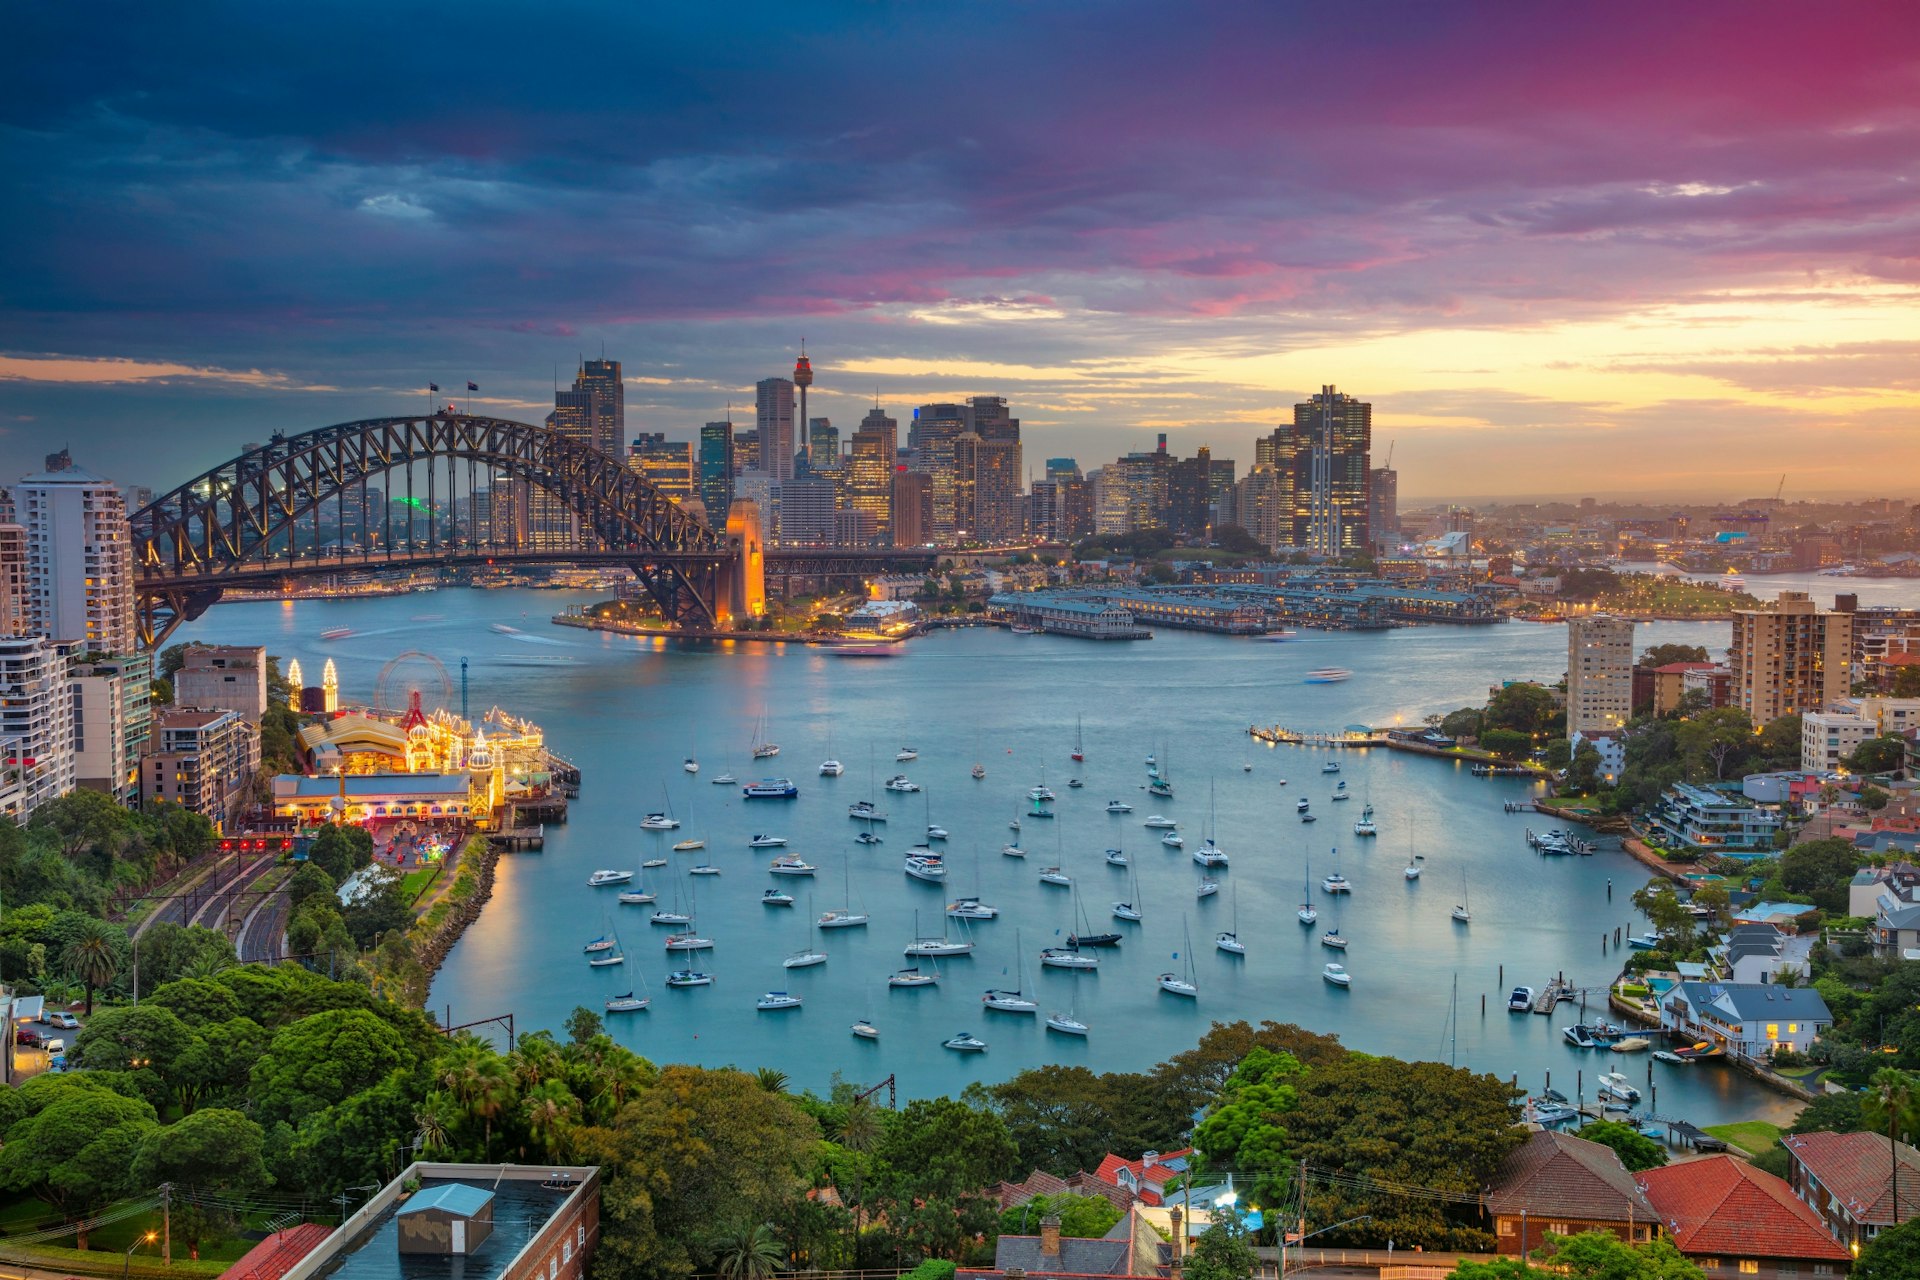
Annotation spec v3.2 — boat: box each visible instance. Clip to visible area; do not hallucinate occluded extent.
[1611,1037,1652,1053]
[1529,1100,1578,1126]
[588,869,634,887]
[769,855,817,876]
[886,775,920,793]
[589,943,626,969]
[1322,962,1351,986]
[1192,841,1227,866]
[672,837,705,852]
[1104,847,1129,866]
[971,764,986,780]
[784,949,827,969]
[1452,870,1472,923]
[1331,790,1351,802]
[926,825,948,840]
[1067,778,1084,789]
[1301,813,1318,823]
[1067,883,1122,947]
[1216,886,1245,955]
[1596,1072,1641,1103]
[1143,815,1177,828]
[756,991,803,1011]
[1242,762,1252,772]
[1039,945,1098,969]
[1305,668,1353,683]
[320,626,353,640]
[1106,800,1133,813]
[605,991,649,1013]
[639,813,680,831]
[1298,860,1319,925]
[711,772,737,785]
[1626,932,1661,951]
[1509,986,1535,1012]
[1673,1041,1725,1060]
[984,931,1039,1013]
[1320,928,1348,950]
[1353,819,1377,836]
[904,911,974,957]
[1321,872,1351,894]
[650,909,692,925]
[1001,842,1025,858]
[1405,855,1424,880]
[1651,1050,1690,1065]
[583,934,614,954]
[1072,714,1085,763]
[1027,785,1055,801]
[947,897,1000,921]
[851,1020,879,1039]
[1158,918,1199,997]
[1009,817,1021,831]
[1046,1008,1089,1036]
[1322,760,1341,773]
[1113,868,1144,922]
[664,930,714,951]
[889,965,937,988]
[665,970,712,987]
[752,743,781,759]
[1038,864,1071,886]
[750,709,780,759]
[820,758,845,776]
[943,1031,987,1053]
[642,857,667,868]
[856,831,883,845]
[749,834,787,848]
[1161,832,1185,848]
[905,853,947,882]
[762,889,795,907]
[1297,798,1311,813]
[743,778,800,799]
[688,863,720,876]
[848,801,887,822]
[1195,878,1219,898]
[1562,1024,1599,1048]
[896,747,919,762]
[1148,778,1173,798]
[684,757,699,774]
[618,886,658,905]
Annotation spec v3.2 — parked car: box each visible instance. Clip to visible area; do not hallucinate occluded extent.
[42,1037,64,1054]
[14,1027,42,1047]
[47,1012,78,1029]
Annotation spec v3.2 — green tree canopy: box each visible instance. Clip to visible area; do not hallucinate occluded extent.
[1574,1120,1667,1171]
[1485,683,1558,736]
[0,1080,158,1244]
[249,1007,411,1127]
[1849,734,1909,775]
[1637,644,1709,669]
[997,1192,1123,1240]
[1193,1048,1305,1204]
[1184,1215,1260,1280]
[1854,1216,1920,1280]
[1480,728,1533,760]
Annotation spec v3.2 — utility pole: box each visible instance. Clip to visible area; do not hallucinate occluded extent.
[161,1182,172,1265]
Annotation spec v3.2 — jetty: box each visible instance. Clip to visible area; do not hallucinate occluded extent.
[1532,978,1575,1014]
[1248,725,1383,748]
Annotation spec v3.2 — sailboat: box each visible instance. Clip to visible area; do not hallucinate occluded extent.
[820,727,844,776]
[1072,714,1085,763]
[904,908,973,956]
[684,729,699,774]
[1158,917,1199,997]
[948,848,999,920]
[971,730,986,781]
[1405,854,1424,881]
[1192,780,1228,867]
[924,788,948,841]
[983,929,1038,1013]
[606,972,651,1012]
[1112,868,1143,922]
[619,837,656,903]
[785,909,828,968]
[1068,882,1121,947]
[672,782,706,852]
[1216,884,1245,954]
[751,707,780,759]
[1046,1000,1089,1036]
[1298,859,1319,925]
[588,924,625,967]
[818,857,870,929]
[1452,870,1472,923]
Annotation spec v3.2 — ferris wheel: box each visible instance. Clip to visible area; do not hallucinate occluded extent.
[373,650,454,713]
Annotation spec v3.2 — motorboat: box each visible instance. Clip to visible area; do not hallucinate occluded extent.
[1001,842,1025,858]
[320,626,353,640]
[743,778,800,799]
[1143,815,1177,828]
[926,825,949,840]
[1597,1072,1641,1103]
[849,801,887,822]
[583,935,614,954]
[943,1031,988,1053]
[749,834,788,848]
[650,909,691,925]
[684,758,699,774]
[947,897,1000,921]
[817,908,870,929]
[885,775,920,793]
[1562,1024,1599,1048]
[1322,963,1351,986]
[588,869,634,887]
[1673,1041,1725,1060]
[1306,668,1352,683]
[1046,1010,1090,1036]
[1106,800,1133,813]
[769,855,817,876]
[784,949,828,969]
[1336,780,1349,792]
[1301,813,1318,823]
[665,970,712,987]
[1321,873,1351,894]
[856,831,883,845]
[643,857,668,868]
[1104,848,1129,866]
[672,838,705,852]
[1195,879,1219,898]
[1297,799,1311,813]
[640,813,680,831]
[1611,1037,1652,1053]
[851,1020,879,1039]
[1651,1050,1690,1065]
[1039,946,1098,969]
[1112,900,1142,921]
[762,889,795,907]
[1067,778,1084,789]
[605,992,649,1012]
[1529,1100,1578,1126]
[819,759,845,776]
[664,931,714,951]
[1509,986,1535,1012]
[1161,833,1185,848]
[1192,840,1228,867]
[904,854,947,882]
[1039,865,1071,886]
[1321,929,1348,950]
[711,773,737,785]
[689,863,720,876]
[1322,761,1341,774]
[889,966,937,988]
[1331,790,1351,802]
[1626,932,1661,951]
[756,991,803,1011]
[896,747,919,761]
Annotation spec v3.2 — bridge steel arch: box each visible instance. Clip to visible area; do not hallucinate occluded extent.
[131,413,747,647]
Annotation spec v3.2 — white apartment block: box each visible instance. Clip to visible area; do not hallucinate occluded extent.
[0,637,76,816]
[1567,614,1635,735]
[1802,710,1876,774]
[16,458,137,656]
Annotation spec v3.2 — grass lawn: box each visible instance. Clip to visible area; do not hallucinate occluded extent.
[400,866,441,901]
[1703,1120,1785,1157]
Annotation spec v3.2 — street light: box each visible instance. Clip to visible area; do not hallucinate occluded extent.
[125,1230,157,1279]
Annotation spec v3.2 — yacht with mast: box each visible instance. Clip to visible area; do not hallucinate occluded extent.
[1158,918,1199,997]
[983,929,1039,1013]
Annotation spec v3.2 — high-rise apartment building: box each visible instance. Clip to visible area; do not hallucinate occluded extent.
[534,361,626,549]
[1235,465,1286,551]
[807,418,840,471]
[698,421,737,523]
[70,652,150,803]
[0,636,74,817]
[953,432,1024,544]
[1167,446,1234,537]
[846,408,897,544]
[1095,446,1170,535]
[908,403,968,542]
[734,428,760,474]
[1567,615,1636,735]
[16,456,137,654]
[142,706,260,827]
[174,644,270,719]
[0,523,27,638]
[1368,466,1399,553]
[1731,591,1854,723]
[628,433,696,501]
[1294,385,1371,555]
[969,396,1020,442]
[892,470,932,547]
[756,378,797,482]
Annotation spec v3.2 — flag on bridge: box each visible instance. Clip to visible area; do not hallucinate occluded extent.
[429,382,440,392]
[467,381,479,391]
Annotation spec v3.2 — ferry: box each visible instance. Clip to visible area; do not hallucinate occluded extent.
[1305,667,1352,683]
[743,778,800,799]
[320,627,353,640]
[827,644,900,658]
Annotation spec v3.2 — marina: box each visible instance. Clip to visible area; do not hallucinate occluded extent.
[174,587,1794,1126]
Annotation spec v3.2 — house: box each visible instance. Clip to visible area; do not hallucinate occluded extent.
[1660,982,1832,1059]
[966,1207,1169,1280]
[1093,1149,1192,1206]
[1646,782,1784,857]
[995,1168,1133,1214]
[1484,1130,1658,1256]
[1871,896,1920,960]
[1781,1131,1920,1252]
[1847,863,1920,919]
[1636,1154,1851,1280]
[1711,924,1814,985]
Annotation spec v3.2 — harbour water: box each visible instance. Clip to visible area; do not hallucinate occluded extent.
[172,588,1851,1127]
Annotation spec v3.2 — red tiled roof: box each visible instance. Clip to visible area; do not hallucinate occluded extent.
[224,1224,333,1280]
[1093,1149,1192,1207]
[1636,1155,1849,1261]
[1783,1130,1920,1226]
[1486,1130,1655,1221]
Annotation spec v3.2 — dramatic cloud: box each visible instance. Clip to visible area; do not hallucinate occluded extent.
[1,1,1917,496]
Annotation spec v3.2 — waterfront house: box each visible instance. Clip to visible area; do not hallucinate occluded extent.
[1660,982,1831,1059]
[1646,782,1784,857]
[1781,1131,1920,1252]
[1710,924,1814,985]
[1484,1130,1658,1256]
[1870,894,1920,959]
[1635,1154,1851,1280]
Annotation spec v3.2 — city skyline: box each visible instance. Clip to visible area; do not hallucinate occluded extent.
[3,4,1919,500]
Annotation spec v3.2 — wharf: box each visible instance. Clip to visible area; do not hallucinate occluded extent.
[1248,726,1382,748]
[1532,978,1574,1014]
[489,826,545,851]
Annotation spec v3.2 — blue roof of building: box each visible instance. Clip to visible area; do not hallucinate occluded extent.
[398,1183,494,1218]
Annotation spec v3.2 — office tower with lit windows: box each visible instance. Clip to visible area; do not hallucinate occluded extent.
[628,433,696,501]
[534,360,626,549]
[907,403,968,542]
[953,432,1024,544]
[846,407,897,544]
[1368,465,1399,553]
[1294,385,1371,555]
[807,418,839,470]
[735,428,760,474]
[968,395,1020,441]
[892,470,932,547]
[756,377,797,482]
[699,421,737,520]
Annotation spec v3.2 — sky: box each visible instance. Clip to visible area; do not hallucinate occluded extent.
[2,2,1918,502]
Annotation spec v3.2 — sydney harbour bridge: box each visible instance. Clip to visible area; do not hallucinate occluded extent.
[129,413,938,648]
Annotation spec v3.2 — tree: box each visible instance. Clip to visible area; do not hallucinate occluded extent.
[132,1109,267,1257]
[1894,666,1920,699]
[1779,838,1863,913]
[69,1004,193,1106]
[710,1221,783,1280]
[1789,1091,1864,1134]
[1863,1068,1919,1149]
[1758,714,1804,769]
[1637,644,1709,669]
[250,1007,411,1127]
[1542,738,1573,770]
[563,1005,604,1047]
[1534,1231,1704,1280]
[0,1082,158,1245]
[1568,744,1604,793]
[871,1097,1019,1259]
[286,861,337,912]
[1214,525,1264,555]
[1854,1217,1920,1280]
[754,1066,790,1093]
[1632,880,1694,948]
[998,1193,1123,1240]
[1675,707,1757,781]
[1485,684,1558,736]
[60,916,124,1014]
[1849,734,1909,775]
[1184,1215,1259,1280]
[1192,1048,1305,1206]
[1441,708,1483,740]
[1575,1120,1667,1171]
[1480,729,1532,760]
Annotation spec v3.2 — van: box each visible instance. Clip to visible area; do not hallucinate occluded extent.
[42,1037,64,1054]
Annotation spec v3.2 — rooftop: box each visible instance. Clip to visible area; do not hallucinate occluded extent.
[1782,1131,1920,1226]
[301,1168,593,1280]
[1486,1130,1655,1221]
[1636,1155,1849,1262]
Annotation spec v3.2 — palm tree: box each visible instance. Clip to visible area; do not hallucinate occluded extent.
[837,1097,882,1255]
[754,1066,789,1093]
[414,1106,451,1157]
[60,919,122,1015]
[1865,1068,1918,1225]
[470,1057,515,1159]
[523,1080,579,1161]
[710,1221,783,1280]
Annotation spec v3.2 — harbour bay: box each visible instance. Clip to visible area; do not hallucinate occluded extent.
[175,589,1816,1128]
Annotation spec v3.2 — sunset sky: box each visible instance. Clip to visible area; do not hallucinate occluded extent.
[2,2,1917,500]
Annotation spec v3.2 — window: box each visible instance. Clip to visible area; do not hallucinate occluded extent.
[1738,1262,1759,1275]
[1767,1023,1779,1041]
[1498,1220,1516,1236]
[577,1226,585,1247]
[1813,1265,1834,1276]
[1700,1261,1721,1270]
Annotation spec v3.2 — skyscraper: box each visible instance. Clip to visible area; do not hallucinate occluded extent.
[1368,465,1399,553]
[891,470,932,547]
[1567,615,1636,736]
[793,350,814,468]
[699,420,737,522]
[846,407,897,544]
[534,360,626,549]
[628,433,696,501]
[807,418,840,470]
[953,432,1024,544]
[908,403,968,542]
[15,455,136,654]
[574,359,625,454]
[1731,592,1853,723]
[1296,385,1371,556]
[756,377,797,482]
[968,395,1020,441]
[1167,446,1218,537]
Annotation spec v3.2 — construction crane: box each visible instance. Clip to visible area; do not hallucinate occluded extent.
[1774,473,1786,504]
[1383,439,1395,470]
